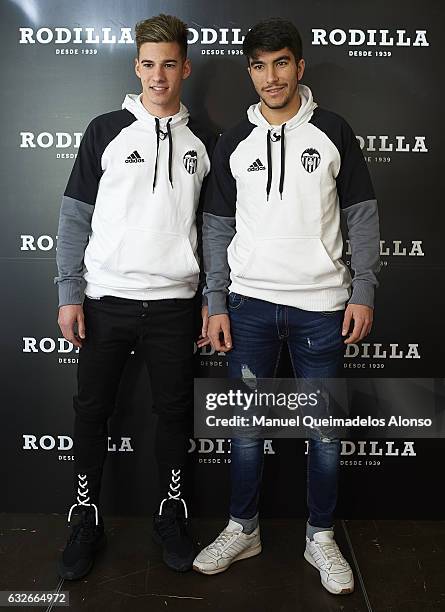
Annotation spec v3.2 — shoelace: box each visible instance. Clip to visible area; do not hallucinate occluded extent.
[207,529,238,556]
[159,469,188,518]
[317,540,347,568]
[67,474,98,526]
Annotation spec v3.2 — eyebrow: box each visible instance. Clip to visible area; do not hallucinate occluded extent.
[250,55,291,66]
[141,58,178,63]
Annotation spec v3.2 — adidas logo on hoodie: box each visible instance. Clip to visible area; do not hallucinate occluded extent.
[247,158,266,171]
[125,150,144,163]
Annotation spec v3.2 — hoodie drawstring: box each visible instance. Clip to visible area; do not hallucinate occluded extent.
[266,130,272,201]
[152,117,173,193]
[153,118,160,193]
[279,123,286,199]
[167,118,173,188]
[266,124,286,201]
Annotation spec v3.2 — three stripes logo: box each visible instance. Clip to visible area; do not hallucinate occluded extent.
[247,158,266,172]
[125,150,144,163]
[183,150,198,174]
[301,148,321,173]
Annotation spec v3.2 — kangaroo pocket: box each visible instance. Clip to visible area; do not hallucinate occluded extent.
[103,228,200,284]
[238,236,339,286]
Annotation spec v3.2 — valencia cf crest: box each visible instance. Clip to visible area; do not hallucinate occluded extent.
[301,148,321,173]
[183,150,198,174]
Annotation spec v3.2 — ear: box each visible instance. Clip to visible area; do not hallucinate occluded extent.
[182,57,192,80]
[297,58,305,81]
[134,56,141,79]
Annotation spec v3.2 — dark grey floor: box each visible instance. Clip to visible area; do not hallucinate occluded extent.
[1,515,444,612]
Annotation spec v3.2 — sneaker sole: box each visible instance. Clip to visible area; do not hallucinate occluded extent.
[193,542,262,575]
[304,549,354,595]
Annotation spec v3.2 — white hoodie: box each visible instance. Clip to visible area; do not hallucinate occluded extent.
[59,95,214,302]
[202,85,378,314]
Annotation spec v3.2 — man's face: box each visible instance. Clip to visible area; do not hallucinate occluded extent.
[248,47,305,111]
[135,41,191,113]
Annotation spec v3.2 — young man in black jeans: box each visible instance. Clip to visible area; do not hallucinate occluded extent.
[55,14,214,578]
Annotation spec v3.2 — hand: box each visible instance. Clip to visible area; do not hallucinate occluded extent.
[342,304,373,345]
[208,313,232,352]
[58,304,85,349]
[197,305,211,348]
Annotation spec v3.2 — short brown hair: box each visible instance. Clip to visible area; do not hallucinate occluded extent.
[135,14,188,58]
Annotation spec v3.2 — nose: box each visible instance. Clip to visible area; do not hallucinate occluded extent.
[152,65,166,82]
[265,65,279,84]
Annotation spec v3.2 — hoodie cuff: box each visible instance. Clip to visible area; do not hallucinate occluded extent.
[348,281,375,309]
[57,280,84,307]
[207,291,228,316]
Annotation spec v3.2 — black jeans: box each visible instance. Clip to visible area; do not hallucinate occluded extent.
[73,295,195,506]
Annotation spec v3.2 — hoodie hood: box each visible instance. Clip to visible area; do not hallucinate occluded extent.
[122,94,189,192]
[122,93,189,129]
[246,85,317,201]
[247,84,317,130]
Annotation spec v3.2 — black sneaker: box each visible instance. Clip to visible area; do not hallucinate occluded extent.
[58,508,106,580]
[153,498,194,572]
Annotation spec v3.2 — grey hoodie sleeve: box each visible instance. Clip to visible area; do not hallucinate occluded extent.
[55,196,94,306]
[54,111,137,306]
[185,119,219,307]
[310,109,381,308]
[202,134,237,316]
[342,200,381,308]
[202,121,256,316]
[335,120,381,308]
[54,119,101,306]
[203,212,236,315]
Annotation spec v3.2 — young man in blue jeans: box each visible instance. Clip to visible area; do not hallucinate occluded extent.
[193,18,380,595]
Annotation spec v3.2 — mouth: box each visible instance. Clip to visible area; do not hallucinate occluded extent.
[264,85,286,95]
[150,85,169,93]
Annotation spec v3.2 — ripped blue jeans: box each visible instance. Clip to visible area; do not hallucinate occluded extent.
[227,292,345,528]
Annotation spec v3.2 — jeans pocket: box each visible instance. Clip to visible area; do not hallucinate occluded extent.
[228,292,247,310]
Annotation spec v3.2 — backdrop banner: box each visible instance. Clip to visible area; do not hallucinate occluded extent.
[1,0,442,518]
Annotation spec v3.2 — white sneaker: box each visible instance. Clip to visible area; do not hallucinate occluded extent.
[304,530,354,595]
[193,519,262,575]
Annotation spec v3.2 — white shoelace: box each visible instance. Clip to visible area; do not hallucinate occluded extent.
[208,529,239,556]
[158,469,188,518]
[67,474,99,526]
[317,540,347,568]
